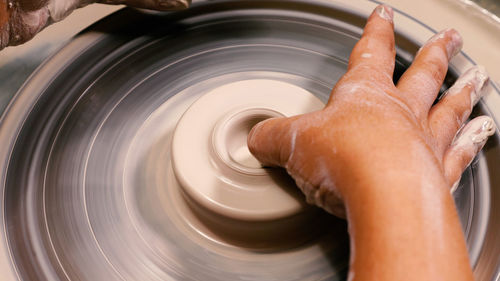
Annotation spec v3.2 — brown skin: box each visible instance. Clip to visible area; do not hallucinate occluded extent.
[18,0,49,11]
[0,1,8,26]
[0,1,10,46]
[3,2,486,280]
[0,0,190,49]
[248,5,479,281]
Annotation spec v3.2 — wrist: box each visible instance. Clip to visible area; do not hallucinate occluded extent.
[340,164,451,216]
[340,167,472,281]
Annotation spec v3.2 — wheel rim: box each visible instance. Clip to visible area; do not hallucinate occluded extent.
[0,1,499,280]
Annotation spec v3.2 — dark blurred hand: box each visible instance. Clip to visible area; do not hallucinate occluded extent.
[0,0,190,50]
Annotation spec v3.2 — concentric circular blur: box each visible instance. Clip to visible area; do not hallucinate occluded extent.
[1,1,499,280]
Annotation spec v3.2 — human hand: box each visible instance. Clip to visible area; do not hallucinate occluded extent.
[0,0,190,50]
[247,5,495,217]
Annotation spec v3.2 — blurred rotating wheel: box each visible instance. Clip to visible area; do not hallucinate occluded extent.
[1,1,500,280]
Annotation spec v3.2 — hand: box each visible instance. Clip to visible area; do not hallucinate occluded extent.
[248,5,494,217]
[248,5,494,280]
[0,0,190,50]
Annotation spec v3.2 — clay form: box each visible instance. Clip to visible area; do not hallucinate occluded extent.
[172,79,324,221]
[2,2,499,280]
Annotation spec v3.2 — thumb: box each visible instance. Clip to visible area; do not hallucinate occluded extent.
[247,117,293,167]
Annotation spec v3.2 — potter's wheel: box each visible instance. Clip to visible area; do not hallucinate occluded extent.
[1,1,500,280]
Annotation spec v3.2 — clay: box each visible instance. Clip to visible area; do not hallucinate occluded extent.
[171,79,324,222]
[442,65,489,110]
[448,116,496,193]
[416,28,463,60]
[48,0,84,22]
[0,0,190,49]
[375,5,393,22]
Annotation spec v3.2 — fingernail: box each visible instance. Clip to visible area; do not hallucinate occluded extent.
[424,28,463,60]
[444,65,489,108]
[452,116,496,154]
[375,5,394,22]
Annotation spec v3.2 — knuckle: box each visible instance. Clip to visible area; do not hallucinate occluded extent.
[420,60,447,80]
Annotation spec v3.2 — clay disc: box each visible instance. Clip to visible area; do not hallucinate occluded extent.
[172,79,324,221]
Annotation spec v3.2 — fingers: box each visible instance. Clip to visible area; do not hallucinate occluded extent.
[0,0,191,50]
[1,2,50,49]
[347,5,395,78]
[97,0,191,11]
[428,66,489,151]
[0,0,83,49]
[247,117,293,167]
[397,28,463,118]
[18,0,49,11]
[443,116,496,192]
[0,1,12,49]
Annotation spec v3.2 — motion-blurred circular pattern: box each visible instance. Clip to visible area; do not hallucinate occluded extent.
[1,1,499,280]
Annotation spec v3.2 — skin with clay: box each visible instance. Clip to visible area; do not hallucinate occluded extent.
[2,2,496,280]
[0,0,190,49]
[248,5,494,281]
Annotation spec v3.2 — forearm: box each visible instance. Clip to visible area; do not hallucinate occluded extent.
[343,174,474,281]
[246,4,492,280]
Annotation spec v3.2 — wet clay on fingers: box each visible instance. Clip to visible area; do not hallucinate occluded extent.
[171,79,332,247]
[0,0,190,49]
[248,5,494,281]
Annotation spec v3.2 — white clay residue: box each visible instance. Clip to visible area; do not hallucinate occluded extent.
[13,7,49,44]
[448,116,495,193]
[443,65,489,109]
[286,129,298,164]
[338,80,415,119]
[347,271,355,281]
[451,116,496,153]
[447,29,463,59]
[417,28,463,60]
[20,8,48,31]
[375,5,393,22]
[450,179,460,193]
[48,0,81,22]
